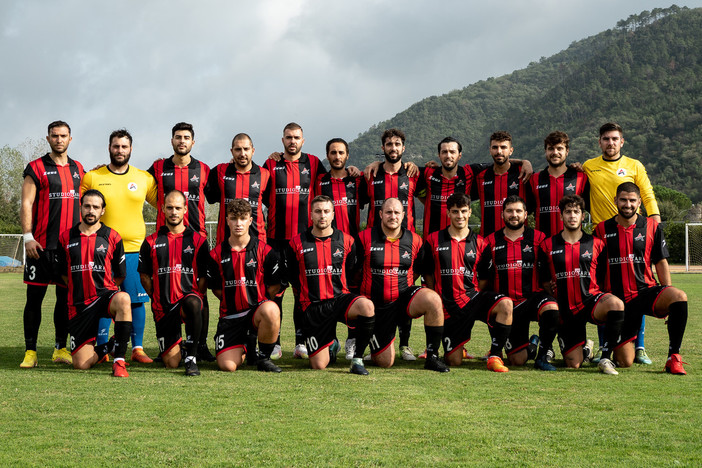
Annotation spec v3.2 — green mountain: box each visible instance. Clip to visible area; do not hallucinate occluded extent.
[348,5,702,202]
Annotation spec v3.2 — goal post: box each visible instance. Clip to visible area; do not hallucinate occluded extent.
[685,223,702,272]
[0,233,24,269]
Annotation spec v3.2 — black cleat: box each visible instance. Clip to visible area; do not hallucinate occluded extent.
[329,338,340,365]
[184,359,200,376]
[350,361,369,375]
[197,345,216,362]
[246,349,260,366]
[257,358,282,373]
[424,355,450,373]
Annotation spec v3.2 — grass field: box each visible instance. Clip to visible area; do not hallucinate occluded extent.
[0,272,700,467]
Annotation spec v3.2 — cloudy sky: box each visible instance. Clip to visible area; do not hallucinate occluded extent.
[3,1,701,169]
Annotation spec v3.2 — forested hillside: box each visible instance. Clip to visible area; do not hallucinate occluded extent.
[348,5,702,201]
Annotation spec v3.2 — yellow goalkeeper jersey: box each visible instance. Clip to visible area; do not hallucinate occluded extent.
[80,165,157,252]
[583,154,659,226]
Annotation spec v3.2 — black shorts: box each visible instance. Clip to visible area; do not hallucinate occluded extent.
[153,294,203,355]
[619,286,669,346]
[369,286,423,355]
[302,293,361,357]
[213,300,268,355]
[557,293,607,355]
[68,290,120,355]
[506,292,557,356]
[24,249,62,286]
[443,291,508,357]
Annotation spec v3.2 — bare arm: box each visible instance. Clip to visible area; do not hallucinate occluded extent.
[140,273,153,298]
[267,284,281,299]
[364,161,381,180]
[20,176,42,259]
[478,279,489,291]
[212,289,223,301]
[424,274,435,290]
[510,158,533,182]
[654,259,672,286]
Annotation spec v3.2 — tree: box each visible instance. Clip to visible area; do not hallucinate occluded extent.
[0,144,30,232]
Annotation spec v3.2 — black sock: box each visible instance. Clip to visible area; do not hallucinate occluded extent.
[246,331,259,361]
[113,321,132,359]
[23,285,48,351]
[601,309,625,360]
[537,309,559,360]
[293,300,305,346]
[353,315,375,359]
[667,301,688,356]
[258,341,275,360]
[489,322,511,357]
[424,325,443,358]
[274,295,284,346]
[182,296,202,358]
[398,317,412,348]
[198,296,209,347]
[53,286,69,349]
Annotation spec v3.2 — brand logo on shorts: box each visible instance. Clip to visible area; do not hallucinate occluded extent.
[333,248,343,258]
[247,258,257,267]
[128,182,138,191]
[581,250,592,259]
[183,245,194,254]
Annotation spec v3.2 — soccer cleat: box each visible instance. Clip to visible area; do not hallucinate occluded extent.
[598,358,619,375]
[270,344,283,360]
[591,347,603,364]
[424,355,450,373]
[462,348,475,359]
[112,360,129,377]
[583,339,595,363]
[329,338,340,365]
[344,338,356,360]
[131,348,153,364]
[350,358,369,375]
[20,350,38,368]
[486,356,509,373]
[664,354,687,375]
[257,358,282,373]
[635,348,653,365]
[97,354,111,364]
[184,359,200,376]
[197,345,216,362]
[418,349,428,359]
[293,344,308,359]
[52,347,73,365]
[399,345,417,361]
[534,357,557,371]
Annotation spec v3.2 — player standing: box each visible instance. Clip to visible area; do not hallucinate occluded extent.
[148,122,214,362]
[423,193,513,372]
[285,196,375,375]
[138,190,210,376]
[56,190,132,377]
[538,195,625,375]
[595,183,689,374]
[479,196,559,371]
[19,121,84,368]
[81,129,158,364]
[208,200,282,373]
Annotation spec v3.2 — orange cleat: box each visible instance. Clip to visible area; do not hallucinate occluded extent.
[131,348,153,364]
[665,354,687,375]
[486,356,509,373]
[112,360,129,377]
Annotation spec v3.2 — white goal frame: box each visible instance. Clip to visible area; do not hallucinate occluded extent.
[0,233,24,266]
[685,223,702,272]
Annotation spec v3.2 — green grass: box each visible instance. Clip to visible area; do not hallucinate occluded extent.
[0,272,700,467]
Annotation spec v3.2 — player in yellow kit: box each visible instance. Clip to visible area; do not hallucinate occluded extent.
[81,129,158,363]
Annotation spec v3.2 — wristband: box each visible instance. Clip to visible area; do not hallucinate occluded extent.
[23,233,35,244]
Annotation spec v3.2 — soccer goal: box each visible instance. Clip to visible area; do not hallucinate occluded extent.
[685,223,702,272]
[0,233,24,271]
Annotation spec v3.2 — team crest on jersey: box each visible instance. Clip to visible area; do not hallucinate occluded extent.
[333,248,343,258]
[183,245,194,254]
[128,182,138,191]
[190,175,199,183]
[617,168,627,177]
[401,251,411,260]
[466,249,476,258]
[565,183,575,192]
[581,250,592,259]
[509,181,519,190]
[400,182,408,190]
[634,233,645,242]
[246,258,257,267]
[252,181,260,189]
[347,181,355,189]
[301,167,310,175]
[73,172,80,179]
[456,180,465,187]
[96,244,106,253]
[522,245,533,253]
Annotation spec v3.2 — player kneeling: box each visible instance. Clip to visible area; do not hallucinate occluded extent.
[139,190,210,376]
[56,190,133,377]
[209,199,282,373]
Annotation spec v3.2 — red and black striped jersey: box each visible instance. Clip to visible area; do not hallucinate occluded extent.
[594,215,668,302]
[424,228,486,313]
[207,237,281,317]
[285,229,357,311]
[480,228,547,306]
[137,226,209,320]
[56,224,126,313]
[473,164,525,237]
[416,165,473,238]
[23,154,84,250]
[365,165,419,232]
[527,168,589,237]
[538,233,606,315]
[205,162,269,244]
[148,156,210,237]
[263,153,326,241]
[315,172,367,237]
[357,226,423,303]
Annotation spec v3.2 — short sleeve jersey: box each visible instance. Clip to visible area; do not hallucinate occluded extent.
[473,164,525,237]
[527,167,590,237]
[416,165,473,238]
[365,165,419,232]
[23,154,85,250]
[315,172,367,237]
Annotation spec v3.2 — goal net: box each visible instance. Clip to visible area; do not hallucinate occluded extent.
[685,223,702,272]
[0,234,24,271]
